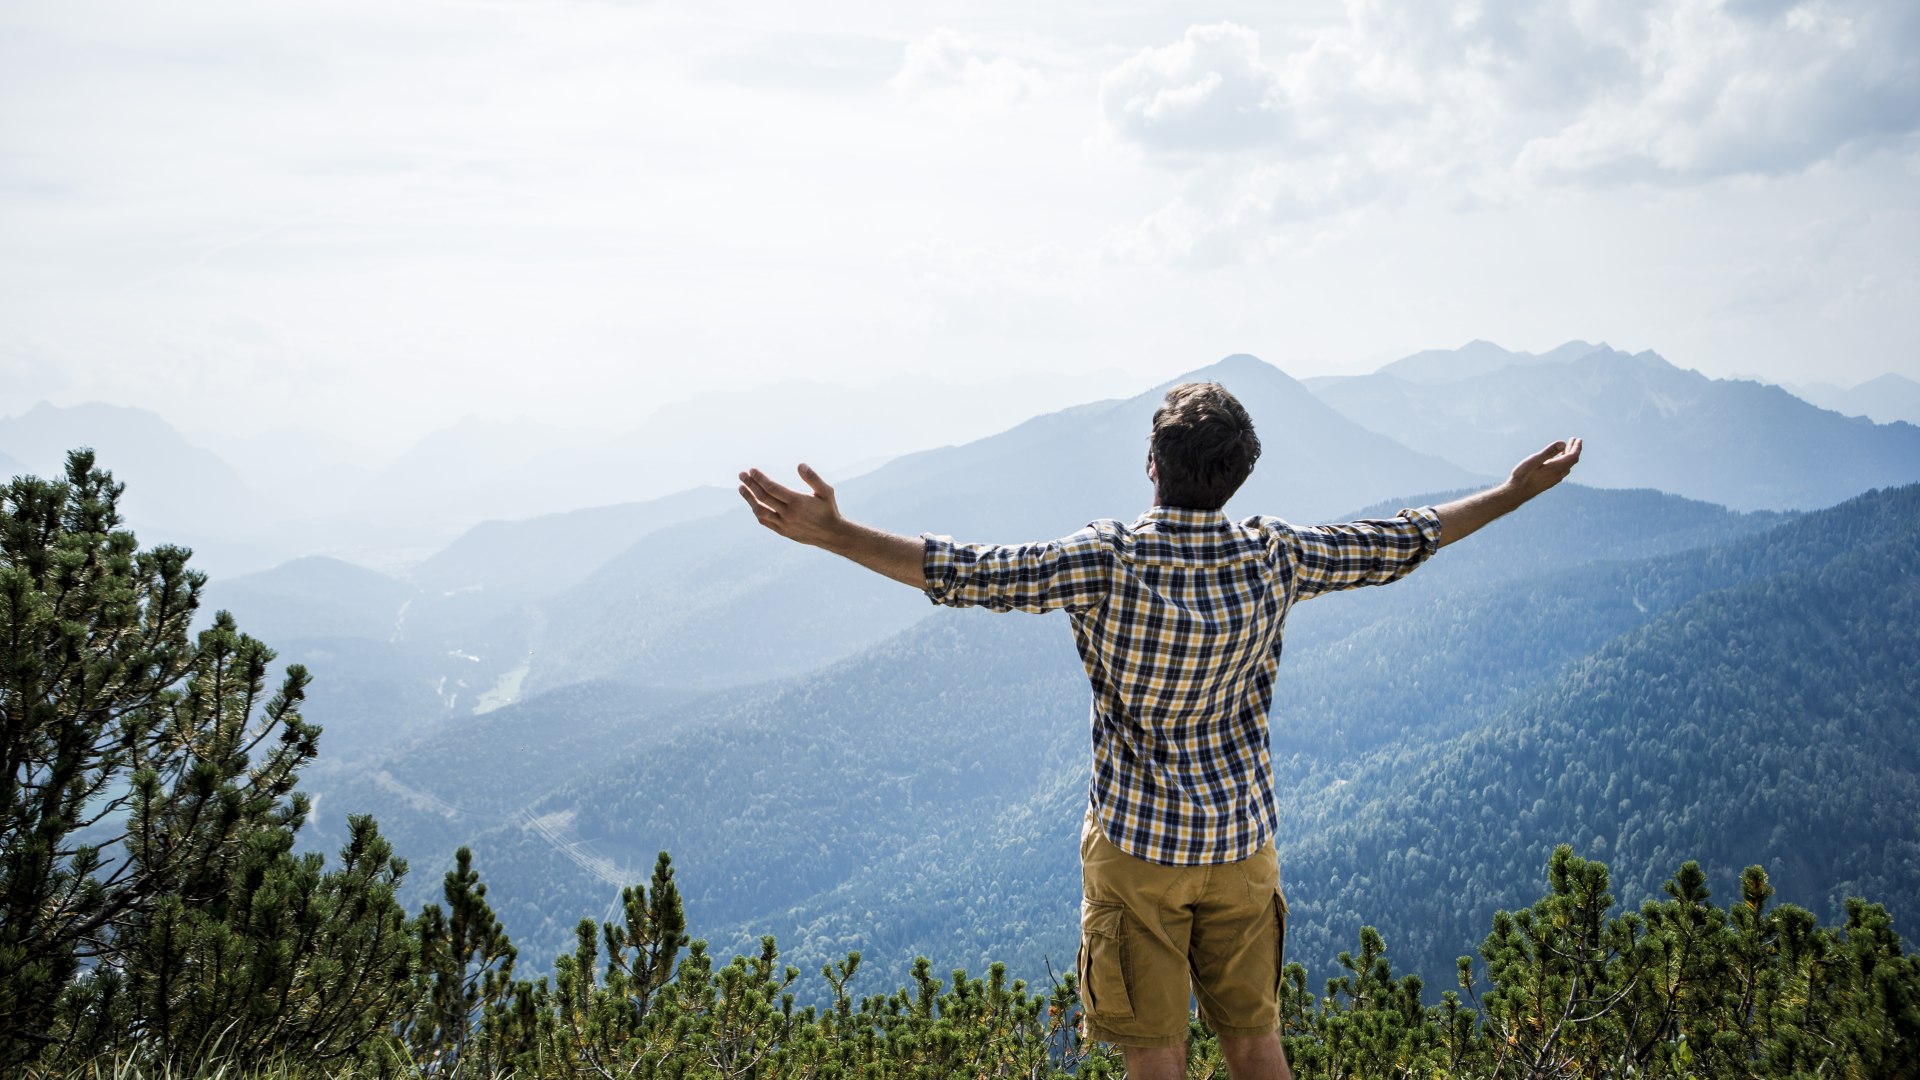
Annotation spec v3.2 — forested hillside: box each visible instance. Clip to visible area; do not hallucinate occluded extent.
[309,482,1873,989]
[1285,483,1920,983]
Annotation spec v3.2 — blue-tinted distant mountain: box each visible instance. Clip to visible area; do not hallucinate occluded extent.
[329,414,614,548]
[1786,373,1920,427]
[285,371,1135,562]
[411,486,737,602]
[1374,339,1602,384]
[613,369,1130,485]
[204,556,417,643]
[400,485,739,642]
[198,557,461,759]
[1303,345,1920,511]
[197,485,748,756]
[188,424,382,519]
[0,402,291,575]
[520,354,1479,695]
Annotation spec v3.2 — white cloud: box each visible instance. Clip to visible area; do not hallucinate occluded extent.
[1100,157,1392,267]
[1,0,1912,433]
[1518,0,1920,181]
[1098,23,1290,154]
[1104,1,1920,181]
[890,28,1045,113]
[1100,0,1920,266]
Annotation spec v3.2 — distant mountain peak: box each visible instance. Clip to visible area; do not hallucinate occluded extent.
[1216,352,1268,367]
[1785,371,1920,426]
[1144,351,1297,388]
[1196,352,1276,375]
[1456,339,1513,355]
[1307,342,1920,511]
[16,399,170,426]
[1539,340,1599,362]
[1377,340,1540,384]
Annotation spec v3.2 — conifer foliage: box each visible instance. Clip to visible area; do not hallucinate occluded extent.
[1,452,414,1067]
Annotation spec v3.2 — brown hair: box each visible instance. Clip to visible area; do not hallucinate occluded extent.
[1149,382,1260,509]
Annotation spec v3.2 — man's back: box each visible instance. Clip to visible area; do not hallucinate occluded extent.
[923,504,1442,865]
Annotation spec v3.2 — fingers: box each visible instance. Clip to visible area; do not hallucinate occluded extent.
[739,468,794,507]
[1524,440,1567,468]
[1544,436,1583,469]
[797,462,834,499]
[737,484,782,531]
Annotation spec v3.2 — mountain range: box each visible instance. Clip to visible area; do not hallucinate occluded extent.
[1303,342,1920,511]
[12,341,1915,577]
[513,353,1478,697]
[300,481,1920,996]
[20,339,1920,1003]
[0,402,294,574]
[1786,372,1920,427]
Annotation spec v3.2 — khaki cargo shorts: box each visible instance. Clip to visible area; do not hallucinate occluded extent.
[1077,808,1288,1048]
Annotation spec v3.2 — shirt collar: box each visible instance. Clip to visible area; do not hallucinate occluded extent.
[1138,505,1232,529]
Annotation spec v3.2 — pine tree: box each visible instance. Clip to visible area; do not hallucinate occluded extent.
[403,845,518,1072]
[1,451,414,1068]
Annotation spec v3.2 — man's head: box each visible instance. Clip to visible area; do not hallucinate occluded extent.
[1148,382,1261,510]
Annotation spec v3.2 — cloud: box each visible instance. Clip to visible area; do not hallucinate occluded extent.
[890,28,1044,113]
[1098,23,1290,154]
[1098,1,1920,265]
[1099,156,1392,268]
[698,32,900,93]
[1103,1,1920,184]
[1517,0,1920,182]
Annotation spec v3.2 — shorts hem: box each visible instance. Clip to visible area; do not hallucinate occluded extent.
[1083,1022,1188,1048]
[1206,1019,1282,1039]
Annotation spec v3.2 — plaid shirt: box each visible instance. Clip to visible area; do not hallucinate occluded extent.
[922,505,1442,866]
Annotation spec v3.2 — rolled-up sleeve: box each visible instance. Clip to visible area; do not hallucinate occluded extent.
[921,527,1113,614]
[1280,507,1442,601]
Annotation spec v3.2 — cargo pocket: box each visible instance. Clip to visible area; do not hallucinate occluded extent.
[1271,885,1289,994]
[1079,899,1134,1020]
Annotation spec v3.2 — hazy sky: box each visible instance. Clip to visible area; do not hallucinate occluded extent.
[3,0,1916,449]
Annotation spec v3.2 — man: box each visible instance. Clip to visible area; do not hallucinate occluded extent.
[738,381,1582,1079]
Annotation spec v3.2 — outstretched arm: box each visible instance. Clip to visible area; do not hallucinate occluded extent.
[738,464,925,588]
[1434,437,1583,548]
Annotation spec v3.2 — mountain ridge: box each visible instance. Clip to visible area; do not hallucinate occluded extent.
[516,353,1479,697]
[1303,347,1920,511]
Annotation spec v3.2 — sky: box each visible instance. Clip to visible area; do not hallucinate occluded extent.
[2,0,1916,452]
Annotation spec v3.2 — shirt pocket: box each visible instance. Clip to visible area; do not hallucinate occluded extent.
[1079,899,1135,1020]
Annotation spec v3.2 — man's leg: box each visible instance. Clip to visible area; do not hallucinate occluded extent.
[1188,841,1291,1080]
[1122,1042,1189,1080]
[1219,1032,1294,1080]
